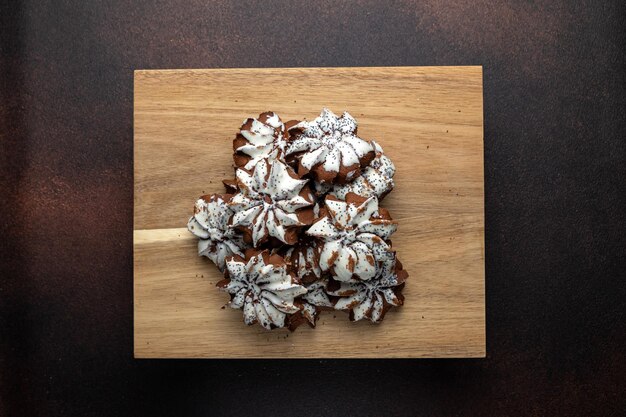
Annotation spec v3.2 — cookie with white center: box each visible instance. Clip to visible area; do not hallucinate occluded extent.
[288,278,334,330]
[281,238,336,329]
[282,238,323,284]
[187,194,248,271]
[229,158,316,247]
[217,249,307,330]
[331,141,396,201]
[306,192,397,282]
[327,250,408,323]
[233,111,288,170]
[285,108,375,185]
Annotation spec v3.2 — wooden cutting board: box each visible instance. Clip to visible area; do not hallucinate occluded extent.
[134,66,485,358]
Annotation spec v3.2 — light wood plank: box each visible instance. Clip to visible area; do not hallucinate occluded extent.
[134,66,485,358]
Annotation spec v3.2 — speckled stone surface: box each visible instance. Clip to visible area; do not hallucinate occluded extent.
[1,1,625,416]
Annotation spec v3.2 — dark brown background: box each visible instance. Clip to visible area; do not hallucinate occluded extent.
[1,1,625,416]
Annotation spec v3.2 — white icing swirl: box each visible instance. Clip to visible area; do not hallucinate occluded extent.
[331,141,395,200]
[327,250,406,322]
[218,251,307,329]
[300,278,333,326]
[306,194,397,281]
[187,194,247,271]
[283,240,322,283]
[229,158,314,246]
[283,240,332,326]
[286,108,373,180]
[236,112,287,170]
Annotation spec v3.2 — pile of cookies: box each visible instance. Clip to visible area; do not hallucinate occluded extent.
[187,109,408,331]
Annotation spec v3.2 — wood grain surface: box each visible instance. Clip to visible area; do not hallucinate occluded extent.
[133,66,485,358]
